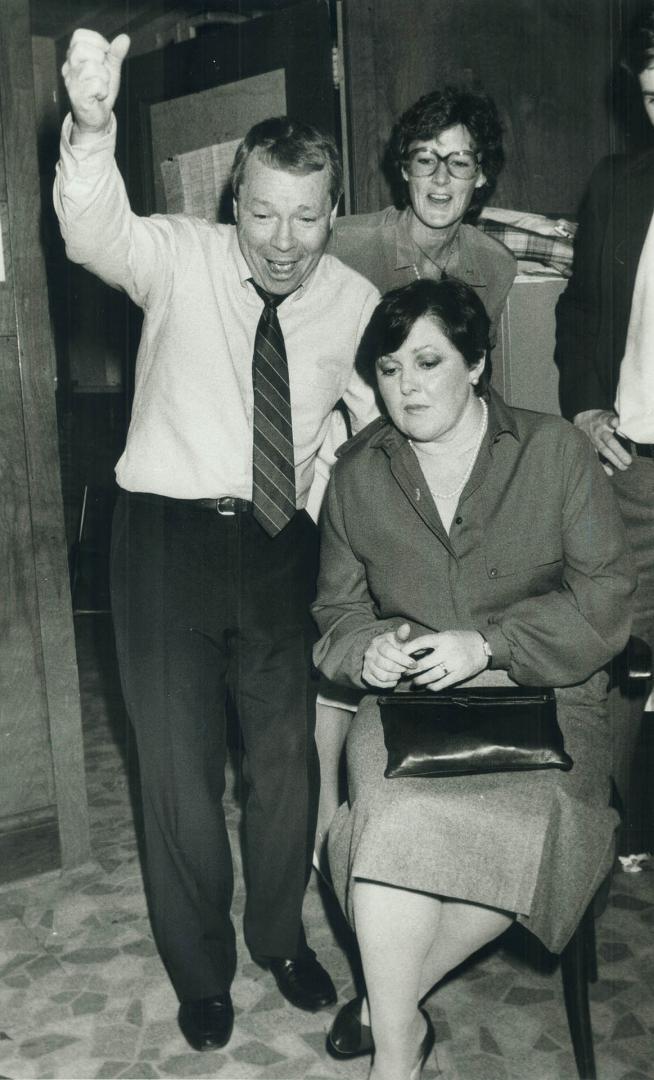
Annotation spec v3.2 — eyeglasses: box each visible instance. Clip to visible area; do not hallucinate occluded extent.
[404,149,481,180]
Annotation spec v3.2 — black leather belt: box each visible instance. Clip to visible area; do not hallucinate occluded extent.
[615,434,654,459]
[126,492,253,514]
[194,497,253,514]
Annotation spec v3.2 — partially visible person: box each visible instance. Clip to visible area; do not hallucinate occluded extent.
[312,277,634,1080]
[313,87,517,856]
[556,1,654,813]
[54,28,380,1053]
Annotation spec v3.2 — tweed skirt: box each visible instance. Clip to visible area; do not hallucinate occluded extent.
[327,672,619,954]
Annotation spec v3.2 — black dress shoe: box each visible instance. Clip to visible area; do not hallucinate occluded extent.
[327,996,373,1058]
[269,950,337,1011]
[178,993,234,1051]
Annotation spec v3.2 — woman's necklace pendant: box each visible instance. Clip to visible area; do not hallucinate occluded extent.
[412,231,458,282]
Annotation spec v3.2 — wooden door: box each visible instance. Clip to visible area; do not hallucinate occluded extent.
[0,0,90,881]
[342,0,618,219]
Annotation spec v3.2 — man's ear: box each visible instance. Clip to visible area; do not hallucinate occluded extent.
[329,198,340,230]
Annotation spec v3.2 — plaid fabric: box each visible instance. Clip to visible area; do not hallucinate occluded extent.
[477,218,575,277]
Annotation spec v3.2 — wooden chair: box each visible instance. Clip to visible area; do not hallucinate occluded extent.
[559,635,651,1079]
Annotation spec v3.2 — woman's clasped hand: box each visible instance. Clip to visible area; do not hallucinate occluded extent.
[363,623,489,690]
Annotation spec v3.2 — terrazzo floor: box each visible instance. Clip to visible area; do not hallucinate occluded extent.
[1,616,653,1080]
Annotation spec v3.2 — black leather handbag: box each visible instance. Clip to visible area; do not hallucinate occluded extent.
[378,685,572,779]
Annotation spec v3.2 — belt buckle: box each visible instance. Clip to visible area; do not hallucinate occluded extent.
[216,497,236,516]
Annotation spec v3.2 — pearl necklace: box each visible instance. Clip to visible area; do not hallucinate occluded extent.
[410,398,488,499]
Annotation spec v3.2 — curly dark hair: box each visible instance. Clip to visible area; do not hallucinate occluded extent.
[622,1,654,77]
[356,278,491,398]
[385,86,505,218]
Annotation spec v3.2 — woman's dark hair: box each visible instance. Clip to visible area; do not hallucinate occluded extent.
[356,278,491,396]
[385,86,505,217]
[622,2,654,77]
[231,116,343,208]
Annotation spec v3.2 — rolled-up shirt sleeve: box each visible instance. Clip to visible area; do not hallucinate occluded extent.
[306,288,380,521]
[342,289,381,432]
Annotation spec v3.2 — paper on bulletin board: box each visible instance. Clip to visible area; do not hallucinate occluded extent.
[150,68,286,213]
[161,139,241,220]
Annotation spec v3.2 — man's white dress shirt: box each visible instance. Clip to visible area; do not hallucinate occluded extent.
[615,208,654,442]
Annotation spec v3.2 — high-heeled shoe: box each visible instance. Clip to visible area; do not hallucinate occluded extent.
[327,996,373,1058]
[409,1008,436,1080]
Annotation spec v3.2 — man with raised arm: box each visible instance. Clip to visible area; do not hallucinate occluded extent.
[55,29,379,1052]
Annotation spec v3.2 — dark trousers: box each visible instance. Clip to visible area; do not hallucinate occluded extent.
[609,459,654,849]
[110,492,320,1000]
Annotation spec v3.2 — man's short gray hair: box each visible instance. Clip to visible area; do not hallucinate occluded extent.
[231,116,343,208]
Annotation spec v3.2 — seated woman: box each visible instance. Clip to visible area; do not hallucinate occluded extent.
[312,278,635,1080]
[314,85,516,854]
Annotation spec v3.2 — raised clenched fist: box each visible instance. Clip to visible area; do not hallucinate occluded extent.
[62,28,130,135]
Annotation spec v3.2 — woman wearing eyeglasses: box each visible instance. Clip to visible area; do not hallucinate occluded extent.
[329,86,516,343]
[313,88,517,869]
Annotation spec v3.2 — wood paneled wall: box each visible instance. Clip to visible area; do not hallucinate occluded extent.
[0,0,89,877]
[343,0,619,218]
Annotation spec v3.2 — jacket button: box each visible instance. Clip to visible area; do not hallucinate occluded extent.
[489,567,498,578]
[455,515,463,525]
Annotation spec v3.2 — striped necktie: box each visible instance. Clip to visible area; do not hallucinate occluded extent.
[250,281,296,536]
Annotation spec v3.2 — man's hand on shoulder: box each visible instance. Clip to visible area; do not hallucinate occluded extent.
[62,29,130,143]
[573,409,632,476]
